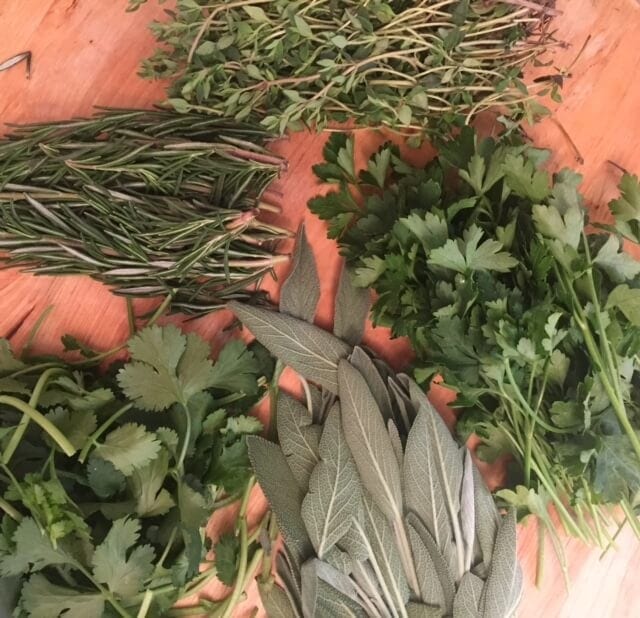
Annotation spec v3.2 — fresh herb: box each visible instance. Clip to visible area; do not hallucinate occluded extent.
[0,324,273,617]
[0,108,290,314]
[231,228,522,617]
[310,130,640,579]
[129,0,558,137]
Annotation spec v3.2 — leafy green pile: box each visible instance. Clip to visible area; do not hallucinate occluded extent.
[0,324,274,617]
[230,229,522,617]
[129,0,558,137]
[0,108,289,314]
[310,130,640,577]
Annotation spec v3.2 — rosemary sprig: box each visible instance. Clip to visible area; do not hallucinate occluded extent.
[0,108,289,313]
[130,0,560,137]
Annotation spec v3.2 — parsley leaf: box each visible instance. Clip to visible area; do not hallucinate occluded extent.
[214,533,240,586]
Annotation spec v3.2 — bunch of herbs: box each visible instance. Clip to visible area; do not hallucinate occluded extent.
[129,0,558,138]
[0,108,289,314]
[230,228,522,617]
[0,322,275,617]
[309,129,640,580]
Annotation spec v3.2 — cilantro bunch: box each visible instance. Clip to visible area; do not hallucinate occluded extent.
[310,130,640,578]
[0,325,273,617]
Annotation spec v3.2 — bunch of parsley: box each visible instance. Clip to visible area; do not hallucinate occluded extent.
[310,129,640,577]
[0,325,273,617]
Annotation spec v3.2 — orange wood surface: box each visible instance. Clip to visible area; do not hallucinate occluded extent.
[0,1,639,616]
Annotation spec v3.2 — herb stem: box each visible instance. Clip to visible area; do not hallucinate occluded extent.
[0,496,22,521]
[2,367,67,464]
[0,396,75,458]
[78,403,134,463]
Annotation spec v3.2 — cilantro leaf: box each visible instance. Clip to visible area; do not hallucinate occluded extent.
[87,456,126,500]
[606,284,640,326]
[45,407,97,451]
[92,518,155,600]
[209,340,261,395]
[0,518,75,577]
[128,451,175,518]
[214,533,240,586]
[19,574,105,618]
[117,325,216,410]
[594,435,640,502]
[94,423,161,476]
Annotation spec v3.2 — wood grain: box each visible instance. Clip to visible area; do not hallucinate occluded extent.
[0,1,638,616]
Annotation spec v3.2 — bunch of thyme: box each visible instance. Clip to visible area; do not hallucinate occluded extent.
[0,109,289,313]
[130,0,559,137]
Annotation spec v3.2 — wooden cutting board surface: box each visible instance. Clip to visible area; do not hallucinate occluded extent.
[0,1,639,616]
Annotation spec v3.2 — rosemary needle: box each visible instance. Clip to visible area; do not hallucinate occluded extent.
[0,108,290,314]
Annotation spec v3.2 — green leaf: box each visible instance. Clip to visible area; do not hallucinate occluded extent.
[92,518,155,600]
[353,255,386,287]
[209,339,261,395]
[294,15,313,37]
[45,407,97,451]
[594,435,640,502]
[94,423,161,476]
[19,575,104,618]
[128,451,175,517]
[259,583,297,618]
[280,225,321,323]
[302,404,362,558]
[606,284,640,325]
[400,212,448,254]
[334,263,370,346]
[453,571,484,617]
[117,325,216,410]
[248,437,313,562]
[230,302,351,394]
[0,518,75,577]
[243,5,270,22]
[609,173,640,242]
[338,360,402,523]
[277,393,321,490]
[502,153,550,201]
[87,456,126,499]
[407,524,446,607]
[214,533,240,586]
[532,202,583,249]
[594,235,640,282]
[0,339,24,373]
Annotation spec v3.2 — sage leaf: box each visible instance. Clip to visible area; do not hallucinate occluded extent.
[406,602,443,618]
[280,225,321,322]
[301,560,364,617]
[230,302,350,393]
[480,510,518,618]
[247,437,313,563]
[277,393,321,490]
[334,264,370,345]
[473,466,499,567]
[459,450,476,571]
[403,402,459,579]
[338,360,403,522]
[406,514,455,615]
[407,523,445,608]
[351,560,389,617]
[259,583,298,618]
[354,496,409,614]
[349,347,394,424]
[453,571,484,618]
[388,419,404,472]
[302,403,363,558]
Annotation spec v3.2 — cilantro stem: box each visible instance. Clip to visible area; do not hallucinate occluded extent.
[0,496,22,521]
[176,402,192,472]
[3,367,68,464]
[0,395,75,458]
[72,561,132,618]
[78,403,134,464]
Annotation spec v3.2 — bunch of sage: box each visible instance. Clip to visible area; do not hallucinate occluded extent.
[129,0,559,138]
[229,228,522,617]
[0,108,289,313]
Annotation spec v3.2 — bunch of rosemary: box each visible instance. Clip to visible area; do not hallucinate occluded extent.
[129,0,559,137]
[0,109,289,313]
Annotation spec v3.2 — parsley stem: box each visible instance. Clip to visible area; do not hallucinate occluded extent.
[2,367,67,464]
[0,396,75,459]
[78,403,134,464]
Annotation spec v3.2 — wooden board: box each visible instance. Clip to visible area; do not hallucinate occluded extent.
[0,1,639,616]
